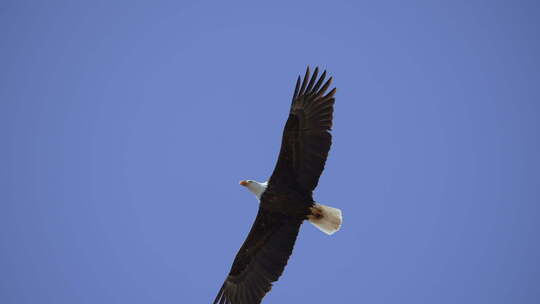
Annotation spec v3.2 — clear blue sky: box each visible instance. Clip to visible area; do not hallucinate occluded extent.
[1,1,539,303]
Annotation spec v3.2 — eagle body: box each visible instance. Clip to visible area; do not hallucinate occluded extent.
[213,67,342,304]
[260,185,313,217]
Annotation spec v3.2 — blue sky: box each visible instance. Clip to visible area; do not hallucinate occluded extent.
[1,1,539,303]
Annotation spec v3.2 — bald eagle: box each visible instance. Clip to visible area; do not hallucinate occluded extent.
[213,67,342,304]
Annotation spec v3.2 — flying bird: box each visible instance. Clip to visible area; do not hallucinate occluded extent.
[213,67,342,304]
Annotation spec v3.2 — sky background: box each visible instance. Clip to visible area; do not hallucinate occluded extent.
[1,1,539,303]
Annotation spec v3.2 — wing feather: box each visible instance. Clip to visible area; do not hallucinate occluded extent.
[213,207,302,304]
[269,66,336,192]
[298,67,310,96]
[304,67,319,93]
[292,76,301,102]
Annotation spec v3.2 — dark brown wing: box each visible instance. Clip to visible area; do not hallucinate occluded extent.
[268,66,336,193]
[213,206,302,304]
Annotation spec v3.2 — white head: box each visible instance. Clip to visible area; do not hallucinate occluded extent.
[239,180,268,199]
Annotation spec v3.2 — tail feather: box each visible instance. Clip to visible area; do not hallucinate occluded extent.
[308,203,342,235]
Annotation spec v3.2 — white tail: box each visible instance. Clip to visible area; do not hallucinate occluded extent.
[308,203,342,235]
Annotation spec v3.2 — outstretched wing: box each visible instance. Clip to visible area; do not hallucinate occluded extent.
[213,207,303,304]
[269,66,336,193]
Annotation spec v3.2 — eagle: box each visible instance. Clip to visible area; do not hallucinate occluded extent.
[213,67,342,304]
